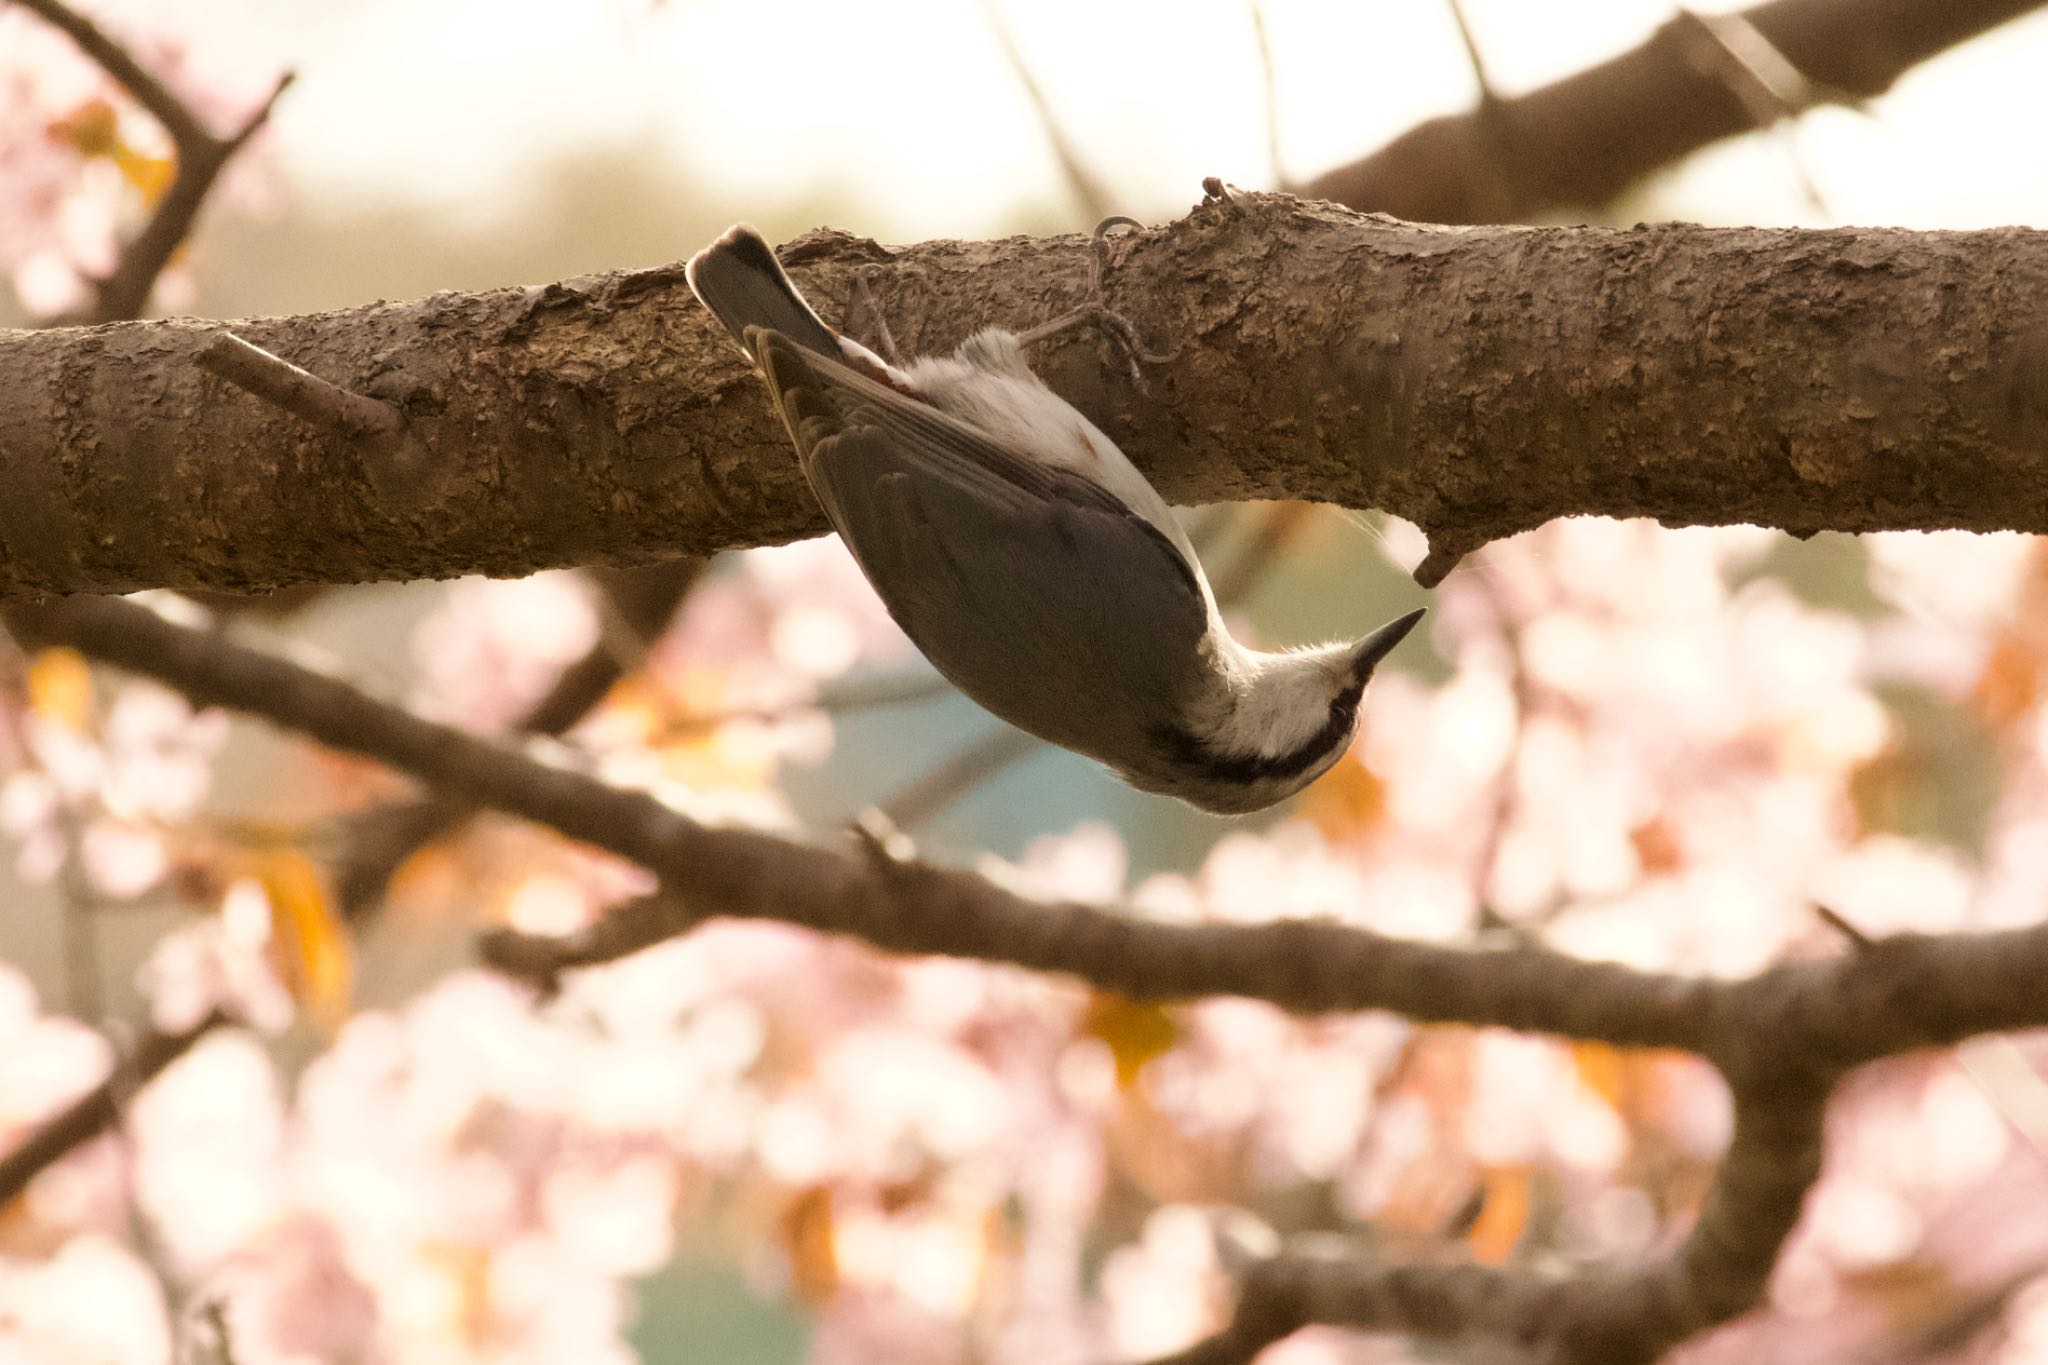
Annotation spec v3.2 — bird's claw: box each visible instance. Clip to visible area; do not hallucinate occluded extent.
[1017,216,1174,383]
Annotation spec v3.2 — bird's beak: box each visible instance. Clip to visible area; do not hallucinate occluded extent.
[1350,607,1427,679]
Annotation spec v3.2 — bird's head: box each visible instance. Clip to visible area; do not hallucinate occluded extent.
[1143,607,1427,815]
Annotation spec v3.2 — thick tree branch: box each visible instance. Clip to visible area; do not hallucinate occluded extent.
[9,590,2048,1359]
[0,594,1722,1048]
[7,195,2048,596]
[1302,0,2048,223]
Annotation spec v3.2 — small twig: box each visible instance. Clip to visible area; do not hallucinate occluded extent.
[1443,0,1521,224]
[1444,0,1500,106]
[1414,534,1479,589]
[977,0,1115,222]
[877,726,1045,831]
[1814,901,1876,949]
[649,668,954,742]
[1675,8,1843,216]
[0,1008,231,1208]
[195,332,404,443]
[1248,1,1290,191]
[1207,503,1311,606]
[479,893,685,996]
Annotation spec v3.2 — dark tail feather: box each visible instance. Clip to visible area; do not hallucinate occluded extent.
[686,225,840,361]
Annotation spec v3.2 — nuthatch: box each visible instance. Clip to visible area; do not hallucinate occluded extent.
[686,222,1423,814]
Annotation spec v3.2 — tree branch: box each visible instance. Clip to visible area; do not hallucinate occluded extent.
[1302,0,2048,223]
[0,1008,230,1208]
[0,0,282,1221]
[330,556,704,920]
[12,0,293,325]
[10,589,2048,1358]
[6,196,2048,596]
[0,593,1720,1046]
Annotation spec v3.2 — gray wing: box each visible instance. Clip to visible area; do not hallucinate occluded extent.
[750,329,1209,761]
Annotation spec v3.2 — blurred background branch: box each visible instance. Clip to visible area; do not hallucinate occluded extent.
[1304,0,2046,222]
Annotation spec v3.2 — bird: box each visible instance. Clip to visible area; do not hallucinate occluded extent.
[686,222,1424,814]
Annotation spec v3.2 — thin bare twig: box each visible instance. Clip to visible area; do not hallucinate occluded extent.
[0,1008,231,1207]
[977,0,1115,222]
[1412,539,1472,588]
[877,726,1045,831]
[195,332,403,443]
[1248,1,1290,190]
[1444,0,1499,105]
[1439,0,1521,250]
[1674,7,1839,217]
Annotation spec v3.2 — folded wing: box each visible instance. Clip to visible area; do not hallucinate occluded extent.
[750,328,1210,763]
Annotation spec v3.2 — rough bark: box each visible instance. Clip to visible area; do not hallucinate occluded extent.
[3,193,2047,597]
[1303,0,2048,224]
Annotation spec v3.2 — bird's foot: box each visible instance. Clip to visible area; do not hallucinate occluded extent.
[1016,215,1174,382]
[844,268,905,366]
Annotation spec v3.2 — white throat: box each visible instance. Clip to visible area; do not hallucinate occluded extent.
[1191,635,1356,762]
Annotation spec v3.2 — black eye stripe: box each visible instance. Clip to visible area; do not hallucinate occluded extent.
[1153,690,1363,786]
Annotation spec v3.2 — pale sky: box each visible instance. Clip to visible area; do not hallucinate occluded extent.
[183,0,2048,239]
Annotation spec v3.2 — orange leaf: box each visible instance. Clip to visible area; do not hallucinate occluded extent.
[1465,1165,1530,1265]
[1628,819,1682,878]
[26,647,94,731]
[1082,992,1180,1089]
[779,1186,840,1305]
[46,99,175,206]
[250,848,352,1030]
[112,145,175,204]
[46,98,120,158]
[1300,755,1387,840]
[1571,1041,1626,1109]
[1972,633,2040,732]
